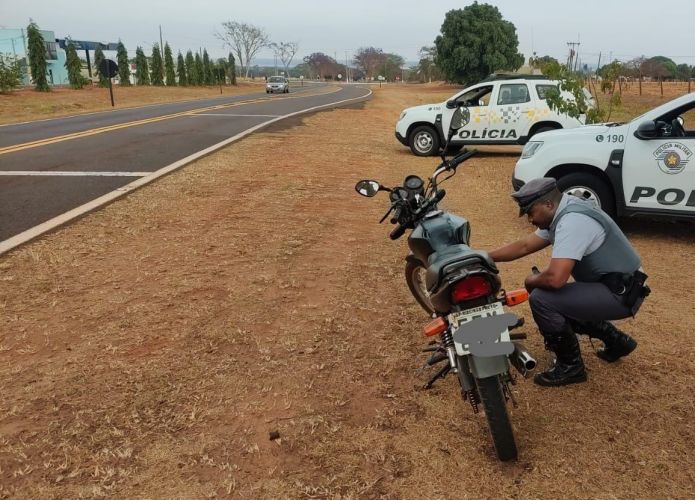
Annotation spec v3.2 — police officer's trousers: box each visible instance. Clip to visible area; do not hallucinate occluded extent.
[529,282,632,333]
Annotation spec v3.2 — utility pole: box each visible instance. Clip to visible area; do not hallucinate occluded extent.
[345,50,349,83]
[566,40,580,71]
[159,25,163,54]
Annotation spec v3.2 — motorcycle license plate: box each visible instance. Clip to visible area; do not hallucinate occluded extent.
[448,302,509,356]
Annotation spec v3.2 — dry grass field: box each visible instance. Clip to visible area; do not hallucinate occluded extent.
[0,82,265,125]
[0,83,694,498]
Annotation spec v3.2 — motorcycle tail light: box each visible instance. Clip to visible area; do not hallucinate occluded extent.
[505,288,529,306]
[451,276,492,303]
[423,317,448,337]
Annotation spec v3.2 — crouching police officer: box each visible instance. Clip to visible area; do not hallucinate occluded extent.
[489,178,650,387]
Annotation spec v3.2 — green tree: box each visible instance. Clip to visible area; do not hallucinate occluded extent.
[117,41,131,85]
[164,43,176,86]
[176,52,187,86]
[135,46,150,85]
[65,41,86,89]
[185,50,196,85]
[194,53,204,86]
[675,63,691,81]
[379,53,405,81]
[542,60,621,124]
[228,52,237,85]
[27,21,49,91]
[0,53,23,93]
[647,56,677,80]
[94,46,109,87]
[434,2,524,84]
[150,43,164,85]
[203,49,213,85]
[529,55,559,74]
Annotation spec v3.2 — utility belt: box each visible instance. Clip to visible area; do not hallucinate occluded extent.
[600,269,651,315]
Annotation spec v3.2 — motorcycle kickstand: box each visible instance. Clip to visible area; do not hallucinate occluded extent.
[423,365,450,390]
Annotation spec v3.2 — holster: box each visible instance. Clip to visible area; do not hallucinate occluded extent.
[601,270,651,316]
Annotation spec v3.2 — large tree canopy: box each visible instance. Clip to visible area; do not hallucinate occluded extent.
[434,2,524,85]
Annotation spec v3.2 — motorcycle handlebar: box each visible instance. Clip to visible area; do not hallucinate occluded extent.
[448,149,477,170]
[389,224,406,240]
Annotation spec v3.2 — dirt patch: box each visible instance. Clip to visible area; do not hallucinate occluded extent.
[0,82,266,125]
[1,85,694,498]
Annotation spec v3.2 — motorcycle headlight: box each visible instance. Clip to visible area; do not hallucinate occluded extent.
[521,141,543,159]
[399,111,407,121]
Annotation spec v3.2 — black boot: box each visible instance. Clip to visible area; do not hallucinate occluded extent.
[534,327,587,387]
[570,320,637,363]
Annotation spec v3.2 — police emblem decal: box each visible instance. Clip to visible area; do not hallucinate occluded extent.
[595,135,604,142]
[653,142,692,174]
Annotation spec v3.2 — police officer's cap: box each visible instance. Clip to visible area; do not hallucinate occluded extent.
[511,177,558,216]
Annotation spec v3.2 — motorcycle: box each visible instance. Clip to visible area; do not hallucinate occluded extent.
[355,105,537,461]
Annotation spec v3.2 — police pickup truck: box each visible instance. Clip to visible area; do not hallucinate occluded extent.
[395,74,590,156]
[513,92,695,220]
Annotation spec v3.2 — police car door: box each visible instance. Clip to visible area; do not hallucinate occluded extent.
[622,101,695,214]
[444,84,493,143]
[491,83,532,142]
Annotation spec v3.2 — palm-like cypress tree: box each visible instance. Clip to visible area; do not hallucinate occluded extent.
[164,43,176,86]
[194,53,204,86]
[202,49,213,85]
[26,21,49,91]
[117,41,131,86]
[135,47,150,85]
[94,46,109,87]
[176,52,187,86]
[185,50,196,85]
[150,43,164,86]
[228,52,237,85]
[65,41,85,89]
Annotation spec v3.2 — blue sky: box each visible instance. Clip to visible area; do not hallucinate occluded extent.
[3,0,694,65]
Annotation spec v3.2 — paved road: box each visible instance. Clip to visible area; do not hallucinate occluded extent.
[0,83,371,245]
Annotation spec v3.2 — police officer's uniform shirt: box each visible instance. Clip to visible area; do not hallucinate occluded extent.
[535,194,606,261]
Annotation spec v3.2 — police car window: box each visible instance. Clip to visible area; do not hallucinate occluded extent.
[680,107,695,134]
[536,84,558,100]
[456,86,493,106]
[498,84,530,105]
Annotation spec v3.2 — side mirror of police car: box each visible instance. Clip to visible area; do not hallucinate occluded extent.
[446,100,457,109]
[634,120,658,140]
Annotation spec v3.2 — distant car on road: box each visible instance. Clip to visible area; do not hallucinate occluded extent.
[395,74,592,156]
[267,76,289,94]
[513,92,695,220]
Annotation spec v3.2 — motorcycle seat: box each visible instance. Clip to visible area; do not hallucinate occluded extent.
[426,244,498,292]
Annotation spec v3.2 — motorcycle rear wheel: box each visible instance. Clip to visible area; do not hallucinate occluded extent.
[405,260,435,314]
[476,375,518,461]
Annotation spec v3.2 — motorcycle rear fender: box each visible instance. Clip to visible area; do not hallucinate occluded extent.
[469,355,509,379]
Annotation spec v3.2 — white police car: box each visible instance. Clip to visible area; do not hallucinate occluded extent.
[395,75,590,156]
[513,92,695,220]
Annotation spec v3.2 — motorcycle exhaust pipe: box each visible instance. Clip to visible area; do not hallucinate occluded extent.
[509,343,537,378]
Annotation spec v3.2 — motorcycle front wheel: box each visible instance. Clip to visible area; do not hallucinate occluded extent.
[476,375,518,461]
[405,260,435,314]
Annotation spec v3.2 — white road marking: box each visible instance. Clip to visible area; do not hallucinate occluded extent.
[0,171,150,177]
[190,113,282,117]
[0,86,372,255]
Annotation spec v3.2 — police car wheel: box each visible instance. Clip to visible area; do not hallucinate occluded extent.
[556,172,616,219]
[409,125,440,156]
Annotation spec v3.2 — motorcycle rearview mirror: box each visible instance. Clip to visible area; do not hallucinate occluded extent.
[450,105,470,131]
[355,180,382,197]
